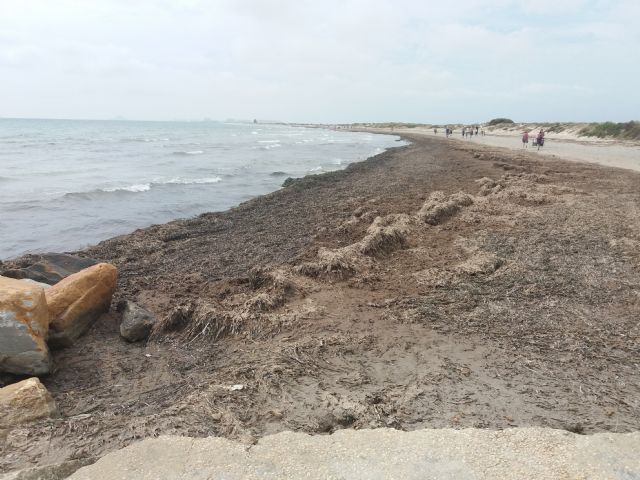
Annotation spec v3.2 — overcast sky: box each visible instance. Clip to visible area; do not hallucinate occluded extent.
[0,0,638,123]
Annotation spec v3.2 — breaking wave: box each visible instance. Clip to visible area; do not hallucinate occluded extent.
[61,177,223,199]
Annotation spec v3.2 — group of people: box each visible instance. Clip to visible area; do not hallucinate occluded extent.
[461,126,484,138]
[522,129,545,150]
[434,126,485,138]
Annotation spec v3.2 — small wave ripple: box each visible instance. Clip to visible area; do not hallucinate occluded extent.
[172,150,204,155]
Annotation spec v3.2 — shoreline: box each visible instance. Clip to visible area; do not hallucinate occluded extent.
[364,126,640,172]
[361,126,640,172]
[0,126,403,261]
[3,134,640,473]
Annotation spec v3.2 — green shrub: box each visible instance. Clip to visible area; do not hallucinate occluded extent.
[488,118,515,126]
[579,121,640,139]
[545,123,566,133]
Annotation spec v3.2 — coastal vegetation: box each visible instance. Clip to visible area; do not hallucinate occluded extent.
[578,121,640,140]
[487,118,515,126]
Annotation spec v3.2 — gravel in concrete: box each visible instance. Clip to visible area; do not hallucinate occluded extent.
[65,428,640,480]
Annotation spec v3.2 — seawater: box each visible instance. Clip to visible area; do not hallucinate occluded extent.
[0,119,402,259]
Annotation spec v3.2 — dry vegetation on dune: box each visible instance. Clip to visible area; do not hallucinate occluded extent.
[349,119,640,141]
[3,135,640,473]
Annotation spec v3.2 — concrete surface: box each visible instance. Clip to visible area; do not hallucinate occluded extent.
[62,428,640,480]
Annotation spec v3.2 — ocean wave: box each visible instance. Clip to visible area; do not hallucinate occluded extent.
[269,171,288,177]
[122,137,169,143]
[172,150,204,155]
[61,177,222,199]
[256,143,283,151]
[164,176,222,185]
[102,184,151,193]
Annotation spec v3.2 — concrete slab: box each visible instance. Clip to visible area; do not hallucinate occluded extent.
[63,428,640,480]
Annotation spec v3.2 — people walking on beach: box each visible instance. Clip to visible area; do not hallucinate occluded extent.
[537,129,545,150]
[475,126,479,135]
[434,128,438,135]
[522,131,529,148]
[462,127,466,137]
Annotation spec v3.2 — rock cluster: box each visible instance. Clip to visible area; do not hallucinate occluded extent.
[0,252,159,431]
[0,255,120,430]
[1,260,117,374]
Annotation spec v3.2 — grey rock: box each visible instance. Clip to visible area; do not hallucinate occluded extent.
[2,253,98,285]
[0,277,52,375]
[118,301,157,342]
[67,428,640,480]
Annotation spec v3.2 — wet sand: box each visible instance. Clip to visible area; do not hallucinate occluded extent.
[2,134,640,473]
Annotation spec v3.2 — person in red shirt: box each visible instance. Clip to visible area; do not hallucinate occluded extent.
[522,131,529,148]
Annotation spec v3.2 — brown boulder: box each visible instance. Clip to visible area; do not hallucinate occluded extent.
[0,377,58,429]
[46,263,117,348]
[0,276,52,375]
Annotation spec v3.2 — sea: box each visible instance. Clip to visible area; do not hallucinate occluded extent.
[0,119,402,259]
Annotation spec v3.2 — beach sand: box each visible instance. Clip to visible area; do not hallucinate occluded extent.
[369,125,640,171]
[2,134,640,472]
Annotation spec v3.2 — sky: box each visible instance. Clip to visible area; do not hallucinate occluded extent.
[0,0,638,123]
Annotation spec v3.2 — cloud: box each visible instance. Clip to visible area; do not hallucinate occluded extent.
[0,0,637,122]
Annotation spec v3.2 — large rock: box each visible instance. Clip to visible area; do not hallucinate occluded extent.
[118,301,157,342]
[0,378,57,429]
[2,253,98,285]
[46,263,117,348]
[0,276,52,375]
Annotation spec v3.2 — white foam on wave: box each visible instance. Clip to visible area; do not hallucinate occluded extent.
[172,150,204,155]
[258,140,280,143]
[102,183,151,193]
[65,177,222,198]
[164,176,222,185]
[309,166,323,172]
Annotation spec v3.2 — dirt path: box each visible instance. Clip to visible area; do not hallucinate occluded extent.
[2,135,640,473]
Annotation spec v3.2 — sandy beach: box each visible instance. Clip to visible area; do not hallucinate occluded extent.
[2,133,640,472]
[366,125,640,172]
